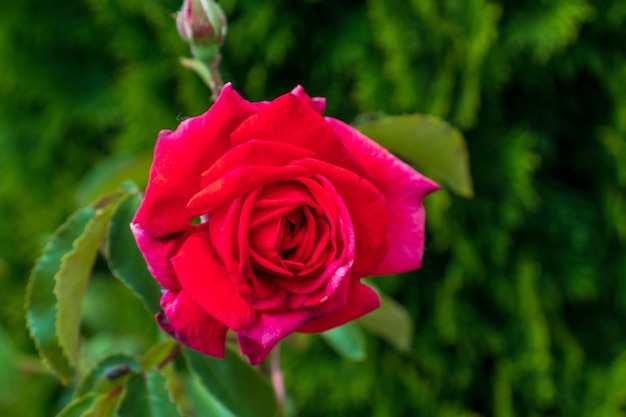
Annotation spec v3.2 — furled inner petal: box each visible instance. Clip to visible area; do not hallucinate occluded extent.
[200,139,316,188]
[188,164,309,215]
[205,173,356,314]
[244,176,353,305]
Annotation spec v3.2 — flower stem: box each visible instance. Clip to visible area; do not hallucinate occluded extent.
[179,55,224,101]
[157,345,182,370]
[270,344,286,417]
[207,54,224,100]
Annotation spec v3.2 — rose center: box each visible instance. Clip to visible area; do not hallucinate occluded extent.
[278,207,306,258]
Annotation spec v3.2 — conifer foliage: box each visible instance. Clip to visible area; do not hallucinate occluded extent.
[1,0,626,416]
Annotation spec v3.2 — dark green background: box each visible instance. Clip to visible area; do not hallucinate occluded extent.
[1,0,626,415]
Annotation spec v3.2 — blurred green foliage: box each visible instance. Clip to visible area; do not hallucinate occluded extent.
[1,0,626,416]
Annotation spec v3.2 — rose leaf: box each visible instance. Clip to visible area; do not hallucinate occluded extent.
[56,393,98,417]
[357,114,474,198]
[117,371,180,417]
[185,372,237,417]
[25,206,95,382]
[183,347,277,417]
[75,353,140,398]
[358,291,414,354]
[75,153,152,208]
[54,192,127,370]
[106,192,161,315]
[321,321,367,362]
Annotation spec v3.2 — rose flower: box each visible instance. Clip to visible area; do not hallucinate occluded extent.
[131,84,438,364]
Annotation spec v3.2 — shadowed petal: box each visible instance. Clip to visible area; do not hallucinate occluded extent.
[130,222,184,291]
[237,334,278,366]
[172,231,256,331]
[157,289,228,358]
[236,274,352,363]
[297,280,380,333]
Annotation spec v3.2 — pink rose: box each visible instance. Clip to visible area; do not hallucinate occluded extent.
[131,84,438,364]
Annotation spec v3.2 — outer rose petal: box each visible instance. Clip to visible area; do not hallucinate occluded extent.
[290,85,326,115]
[157,289,228,358]
[237,334,278,366]
[297,280,380,333]
[133,83,257,237]
[229,93,366,177]
[325,117,440,274]
[236,271,353,363]
[171,231,256,331]
[130,222,182,290]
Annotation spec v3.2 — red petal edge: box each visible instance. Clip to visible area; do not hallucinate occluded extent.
[325,117,439,274]
[171,231,256,331]
[133,83,257,238]
[157,289,228,358]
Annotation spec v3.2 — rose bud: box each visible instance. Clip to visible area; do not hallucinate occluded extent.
[176,0,227,59]
[132,85,439,365]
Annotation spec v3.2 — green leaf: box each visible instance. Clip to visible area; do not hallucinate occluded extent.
[140,340,180,370]
[117,371,180,417]
[321,321,366,361]
[146,369,182,417]
[183,347,277,417]
[83,389,124,417]
[106,192,161,314]
[75,153,152,207]
[75,354,141,398]
[26,207,95,382]
[56,394,98,417]
[358,291,414,354]
[357,114,473,197]
[55,193,127,368]
[0,326,17,403]
[186,372,237,417]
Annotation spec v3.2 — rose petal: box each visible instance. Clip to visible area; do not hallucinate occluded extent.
[229,93,365,176]
[133,84,257,237]
[237,272,352,358]
[171,231,256,331]
[201,140,316,188]
[249,205,298,230]
[130,222,183,291]
[207,195,243,277]
[157,289,228,358]
[237,334,278,366]
[325,118,440,274]
[254,180,318,210]
[187,165,310,215]
[293,159,388,277]
[274,254,351,298]
[297,281,380,333]
[290,85,326,114]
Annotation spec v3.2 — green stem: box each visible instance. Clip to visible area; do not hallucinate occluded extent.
[156,345,182,370]
[207,54,224,100]
[179,54,224,101]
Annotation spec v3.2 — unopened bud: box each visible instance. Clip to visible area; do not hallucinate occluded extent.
[176,0,227,60]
